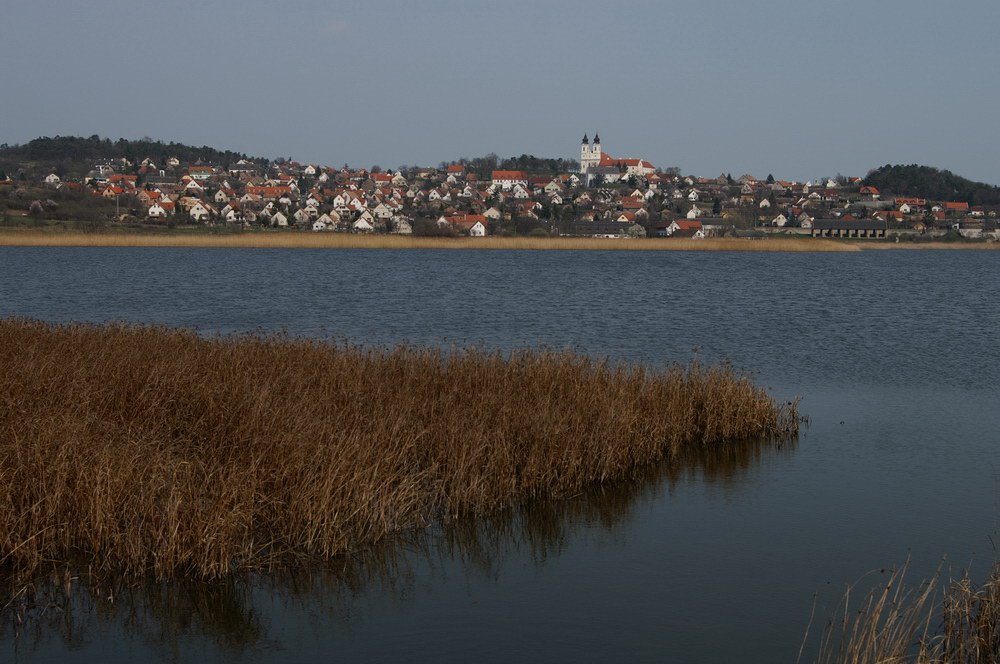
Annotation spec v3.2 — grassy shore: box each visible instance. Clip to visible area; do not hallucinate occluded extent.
[0,319,798,584]
[2,228,998,250]
[0,228,861,251]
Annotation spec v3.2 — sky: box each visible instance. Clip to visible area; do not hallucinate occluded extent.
[2,0,999,183]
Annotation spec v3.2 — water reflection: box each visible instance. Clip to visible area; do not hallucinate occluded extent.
[2,435,796,659]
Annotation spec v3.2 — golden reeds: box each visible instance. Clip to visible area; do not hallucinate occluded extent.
[0,229,860,251]
[812,562,1000,663]
[0,319,798,585]
[860,242,1000,251]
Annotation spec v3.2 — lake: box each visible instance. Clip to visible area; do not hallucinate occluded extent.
[1,247,999,663]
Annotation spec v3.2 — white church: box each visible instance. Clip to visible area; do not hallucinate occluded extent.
[579,133,656,178]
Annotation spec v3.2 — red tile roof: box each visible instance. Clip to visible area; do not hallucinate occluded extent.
[674,220,703,230]
[491,170,527,180]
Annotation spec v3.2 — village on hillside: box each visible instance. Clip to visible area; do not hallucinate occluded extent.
[4,134,999,240]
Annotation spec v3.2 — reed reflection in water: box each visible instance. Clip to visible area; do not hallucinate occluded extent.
[3,433,795,659]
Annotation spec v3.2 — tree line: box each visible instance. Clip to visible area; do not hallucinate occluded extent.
[863,164,1000,206]
[439,153,581,179]
[0,135,268,175]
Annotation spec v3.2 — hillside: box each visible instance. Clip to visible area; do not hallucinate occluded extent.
[0,135,267,179]
[863,164,1000,206]
[441,153,580,180]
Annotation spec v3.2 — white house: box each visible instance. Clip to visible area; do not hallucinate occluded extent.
[148,203,168,219]
[511,183,531,199]
[353,218,374,232]
[372,202,394,219]
[189,202,211,222]
[391,216,413,234]
[316,212,340,228]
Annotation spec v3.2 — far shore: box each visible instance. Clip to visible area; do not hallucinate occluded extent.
[0,227,998,251]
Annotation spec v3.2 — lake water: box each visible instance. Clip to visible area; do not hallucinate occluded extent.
[2,247,999,663]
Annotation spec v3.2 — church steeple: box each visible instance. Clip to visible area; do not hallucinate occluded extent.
[593,132,600,144]
[582,133,589,144]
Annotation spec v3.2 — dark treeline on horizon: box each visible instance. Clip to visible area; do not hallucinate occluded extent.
[0,136,267,178]
[863,164,1000,206]
[438,153,581,179]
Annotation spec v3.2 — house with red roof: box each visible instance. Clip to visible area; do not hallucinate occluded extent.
[437,213,488,236]
[666,219,705,238]
[491,170,528,190]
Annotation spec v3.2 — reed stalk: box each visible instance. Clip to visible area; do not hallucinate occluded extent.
[813,562,1000,663]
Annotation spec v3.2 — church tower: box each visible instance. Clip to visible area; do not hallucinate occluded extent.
[581,133,604,174]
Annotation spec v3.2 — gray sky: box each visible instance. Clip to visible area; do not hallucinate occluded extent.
[3,0,998,183]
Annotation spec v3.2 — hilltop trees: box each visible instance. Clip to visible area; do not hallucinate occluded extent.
[0,136,268,180]
[863,164,1000,205]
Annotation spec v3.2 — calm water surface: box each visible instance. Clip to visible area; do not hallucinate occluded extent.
[1,247,999,663]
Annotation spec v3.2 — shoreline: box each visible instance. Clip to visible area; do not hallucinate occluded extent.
[1,228,997,251]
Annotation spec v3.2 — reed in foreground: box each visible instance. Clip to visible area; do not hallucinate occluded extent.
[811,562,1000,663]
[0,319,797,585]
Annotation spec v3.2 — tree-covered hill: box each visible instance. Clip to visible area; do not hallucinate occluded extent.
[863,164,1000,206]
[440,153,580,179]
[0,135,268,179]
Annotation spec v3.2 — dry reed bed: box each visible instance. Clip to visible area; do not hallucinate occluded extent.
[862,242,1000,250]
[0,319,797,584]
[812,562,1000,663]
[0,230,859,251]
